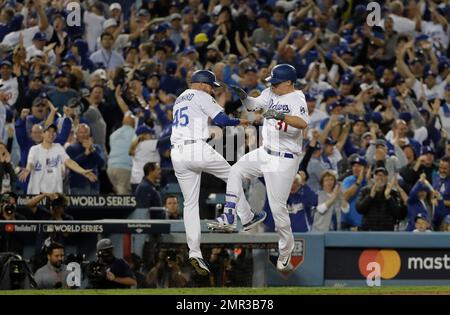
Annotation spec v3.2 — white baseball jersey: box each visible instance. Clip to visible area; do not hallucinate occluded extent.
[170,89,223,145]
[130,139,160,185]
[247,88,310,154]
[170,88,252,260]
[27,143,70,195]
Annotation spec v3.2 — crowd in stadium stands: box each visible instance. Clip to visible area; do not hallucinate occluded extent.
[1,0,450,283]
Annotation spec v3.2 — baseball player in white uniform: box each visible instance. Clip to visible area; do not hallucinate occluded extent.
[170,70,253,276]
[209,64,310,271]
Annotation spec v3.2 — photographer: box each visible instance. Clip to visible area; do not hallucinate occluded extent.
[0,192,26,255]
[34,242,70,289]
[0,192,23,220]
[145,249,188,288]
[26,192,73,254]
[27,192,73,221]
[88,238,136,289]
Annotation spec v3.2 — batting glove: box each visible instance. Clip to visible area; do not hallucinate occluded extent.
[228,85,248,100]
[263,109,285,121]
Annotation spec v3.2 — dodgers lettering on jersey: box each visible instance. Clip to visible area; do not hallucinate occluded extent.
[170,89,223,145]
[257,88,309,154]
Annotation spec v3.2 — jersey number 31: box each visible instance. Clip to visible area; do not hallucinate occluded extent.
[173,106,189,127]
[276,120,288,132]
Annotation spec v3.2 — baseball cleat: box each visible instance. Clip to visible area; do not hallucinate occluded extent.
[242,211,267,231]
[276,252,292,271]
[207,212,237,232]
[189,257,211,276]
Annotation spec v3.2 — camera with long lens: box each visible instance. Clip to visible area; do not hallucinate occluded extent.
[86,259,107,283]
[87,248,115,287]
[2,203,16,216]
[1,192,16,216]
[0,253,32,290]
[10,260,26,282]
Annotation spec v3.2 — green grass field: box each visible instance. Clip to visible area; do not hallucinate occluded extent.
[1,286,450,295]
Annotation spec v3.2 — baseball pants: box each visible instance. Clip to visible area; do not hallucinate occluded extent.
[226,147,300,257]
[172,141,254,259]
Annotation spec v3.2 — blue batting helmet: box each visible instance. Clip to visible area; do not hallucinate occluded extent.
[265,64,297,84]
[191,70,220,87]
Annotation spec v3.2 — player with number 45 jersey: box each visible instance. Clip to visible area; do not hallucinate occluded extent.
[208,64,310,272]
[170,70,250,276]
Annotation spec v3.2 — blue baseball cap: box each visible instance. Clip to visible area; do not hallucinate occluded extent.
[244,66,258,73]
[370,112,383,124]
[325,137,337,145]
[305,92,316,102]
[181,6,193,15]
[291,30,303,40]
[323,89,338,100]
[423,69,436,78]
[339,46,353,56]
[257,11,271,20]
[303,18,317,28]
[415,213,429,222]
[161,39,175,51]
[165,60,177,75]
[341,74,353,85]
[399,112,412,122]
[327,101,343,113]
[0,59,12,68]
[421,145,434,155]
[136,124,155,136]
[155,22,171,33]
[183,46,196,55]
[137,9,150,17]
[33,31,47,41]
[350,155,367,166]
[419,107,429,115]
[353,116,367,125]
[55,69,67,78]
[415,34,430,43]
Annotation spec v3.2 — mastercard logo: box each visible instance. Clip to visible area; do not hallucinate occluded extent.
[359,249,401,279]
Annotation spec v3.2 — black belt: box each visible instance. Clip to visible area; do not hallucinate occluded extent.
[171,140,201,148]
[264,147,294,159]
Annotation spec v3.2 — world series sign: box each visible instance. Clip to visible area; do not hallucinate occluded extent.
[0,221,170,234]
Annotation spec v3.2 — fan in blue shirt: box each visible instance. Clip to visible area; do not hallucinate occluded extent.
[264,172,317,232]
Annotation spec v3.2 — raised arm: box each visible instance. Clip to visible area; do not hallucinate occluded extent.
[395,41,417,88]
[36,0,49,32]
[115,85,130,114]
[26,193,51,214]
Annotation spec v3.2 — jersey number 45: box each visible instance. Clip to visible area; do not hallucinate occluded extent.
[173,106,189,127]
